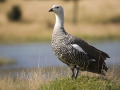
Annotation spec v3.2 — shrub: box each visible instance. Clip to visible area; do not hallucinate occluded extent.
[7,5,22,21]
[0,0,6,3]
[109,15,120,23]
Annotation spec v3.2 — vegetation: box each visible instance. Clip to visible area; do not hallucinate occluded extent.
[0,57,16,66]
[7,5,21,21]
[39,76,120,90]
[0,0,120,43]
[0,66,119,90]
[39,66,120,90]
[0,0,6,3]
[108,15,120,24]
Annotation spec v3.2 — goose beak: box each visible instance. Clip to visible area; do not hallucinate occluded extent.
[49,8,53,12]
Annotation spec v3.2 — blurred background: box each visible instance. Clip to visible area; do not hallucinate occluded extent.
[0,0,120,76]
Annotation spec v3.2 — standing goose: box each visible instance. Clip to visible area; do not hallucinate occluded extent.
[49,5,110,80]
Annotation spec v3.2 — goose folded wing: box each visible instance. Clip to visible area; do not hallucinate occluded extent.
[70,36,110,62]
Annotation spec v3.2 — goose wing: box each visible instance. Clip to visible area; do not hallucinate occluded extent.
[70,36,110,62]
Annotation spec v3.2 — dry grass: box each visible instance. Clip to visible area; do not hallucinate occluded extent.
[0,67,70,90]
[0,0,120,43]
[0,65,119,90]
[0,70,44,90]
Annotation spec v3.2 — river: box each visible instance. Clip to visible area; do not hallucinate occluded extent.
[0,41,120,69]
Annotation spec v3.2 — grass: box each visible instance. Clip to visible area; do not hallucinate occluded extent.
[0,0,120,43]
[0,65,120,90]
[39,76,120,90]
[0,67,70,90]
[0,57,16,66]
[39,65,120,90]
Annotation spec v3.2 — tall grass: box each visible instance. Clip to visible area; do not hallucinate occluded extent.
[0,65,120,90]
[0,67,70,90]
[39,66,120,90]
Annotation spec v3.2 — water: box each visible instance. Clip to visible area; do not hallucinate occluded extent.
[0,41,120,69]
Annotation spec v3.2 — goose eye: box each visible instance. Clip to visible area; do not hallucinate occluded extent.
[56,7,59,9]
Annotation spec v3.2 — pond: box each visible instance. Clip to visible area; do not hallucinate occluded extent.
[0,41,120,69]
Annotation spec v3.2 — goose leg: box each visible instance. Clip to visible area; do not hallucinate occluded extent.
[75,67,80,80]
[71,68,75,80]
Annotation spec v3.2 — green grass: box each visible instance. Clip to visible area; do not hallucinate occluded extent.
[0,66,120,90]
[39,76,120,90]
[0,57,16,66]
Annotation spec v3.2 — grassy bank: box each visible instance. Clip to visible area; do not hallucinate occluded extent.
[39,65,120,90]
[0,66,120,90]
[0,0,120,43]
[0,57,16,66]
[39,76,120,90]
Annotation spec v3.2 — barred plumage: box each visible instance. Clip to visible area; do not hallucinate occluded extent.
[49,5,110,80]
